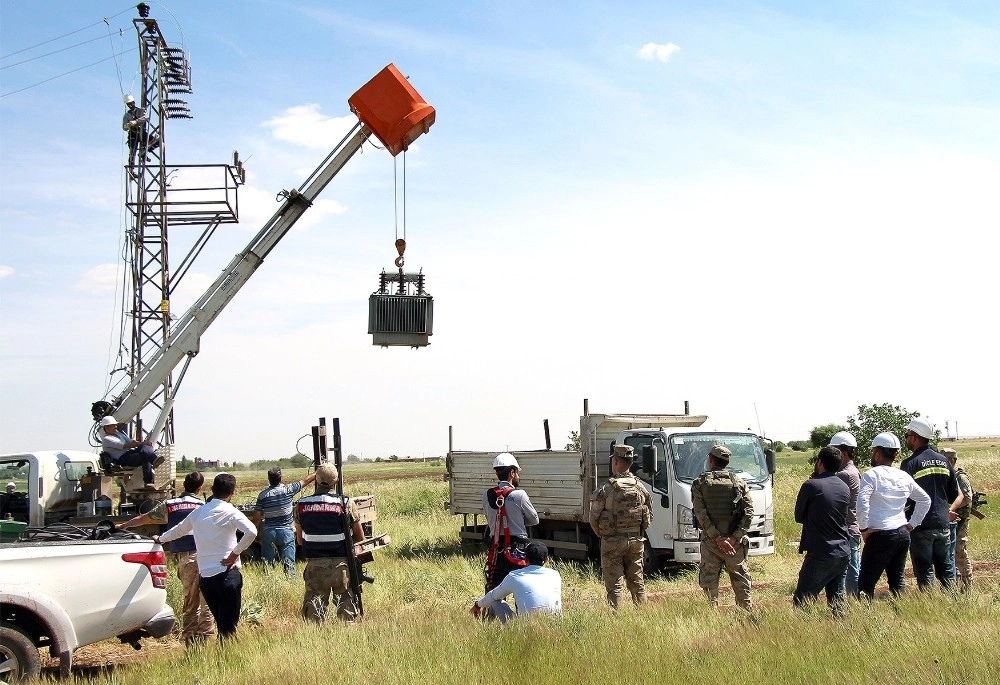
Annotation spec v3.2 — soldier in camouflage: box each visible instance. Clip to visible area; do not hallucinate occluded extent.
[294,463,365,622]
[589,444,653,608]
[691,444,754,611]
[943,448,974,591]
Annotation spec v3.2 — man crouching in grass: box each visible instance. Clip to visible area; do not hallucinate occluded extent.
[471,541,562,623]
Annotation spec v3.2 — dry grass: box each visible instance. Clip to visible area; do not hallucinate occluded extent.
[44,439,1000,684]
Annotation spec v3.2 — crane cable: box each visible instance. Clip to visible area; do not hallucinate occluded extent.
[393,152,407,268]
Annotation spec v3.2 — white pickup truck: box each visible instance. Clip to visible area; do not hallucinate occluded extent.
[0,525,176,682]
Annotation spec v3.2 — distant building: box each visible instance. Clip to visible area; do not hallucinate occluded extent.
[194,457,221,469]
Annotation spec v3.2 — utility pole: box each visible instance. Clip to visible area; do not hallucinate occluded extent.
[115,3,242,488]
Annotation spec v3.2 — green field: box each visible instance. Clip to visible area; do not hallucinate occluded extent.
[47,439,1000,684]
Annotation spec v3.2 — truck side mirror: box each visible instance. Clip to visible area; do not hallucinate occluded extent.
[764,448,776,475]
[642,445,655,475]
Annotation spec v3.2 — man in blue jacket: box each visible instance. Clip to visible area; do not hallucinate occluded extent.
[793,446,851,614]
[900,418,959,590]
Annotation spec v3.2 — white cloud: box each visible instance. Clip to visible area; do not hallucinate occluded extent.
[638,42,681,62]
[261,105,359,150]
[0,265,14,279]
[74,264,122,293]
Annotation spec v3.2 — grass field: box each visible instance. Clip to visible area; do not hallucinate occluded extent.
[45,439,1000,684]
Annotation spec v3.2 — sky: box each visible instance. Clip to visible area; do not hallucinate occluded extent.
[1,1,998,463]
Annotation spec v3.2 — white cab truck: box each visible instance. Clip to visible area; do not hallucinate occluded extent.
[446,401,776,567]
[0,529,175,682]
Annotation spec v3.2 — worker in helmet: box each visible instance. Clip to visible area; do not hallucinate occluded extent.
[99,415,162,486]
[899,418,959,590]
[856,432,931,598]
[122,94,159,167]
[828,431,862,596]
[481,452,538,619]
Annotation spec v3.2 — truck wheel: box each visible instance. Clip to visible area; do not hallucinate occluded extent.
[0,626,41,684]
[643,540,660,575]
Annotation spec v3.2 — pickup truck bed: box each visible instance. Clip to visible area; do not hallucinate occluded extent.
[1,531,175,681]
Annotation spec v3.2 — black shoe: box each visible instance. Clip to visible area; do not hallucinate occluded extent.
[152,455,165,468]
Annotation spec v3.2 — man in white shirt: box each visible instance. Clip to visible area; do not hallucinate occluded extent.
[856,432,931,599]
[155,473,257,639]
[471,542,561,623]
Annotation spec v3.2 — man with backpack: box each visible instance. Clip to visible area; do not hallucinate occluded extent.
[589,444,653,608]
[691,444,755,611]
[482,452,539,619]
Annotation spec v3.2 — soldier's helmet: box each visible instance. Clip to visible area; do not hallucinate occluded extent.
[708,444,732,465]
[316,463,339,487]
[613,444,635,460]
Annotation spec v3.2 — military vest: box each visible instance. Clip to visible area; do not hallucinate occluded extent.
[955,468,973,518]
[606,474,647,534]
[297,493,348,558]
[697,471,743,535]
[163,493,203,553]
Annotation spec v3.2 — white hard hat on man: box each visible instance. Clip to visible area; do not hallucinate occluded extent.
[905,418,935,440]
[492,452,519,469]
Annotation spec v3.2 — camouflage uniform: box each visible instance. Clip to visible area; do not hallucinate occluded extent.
[953,465,974,591]
[302,556,356,622]
[691,445,754,610]
[295,464,361,622]
[589,446,653,608]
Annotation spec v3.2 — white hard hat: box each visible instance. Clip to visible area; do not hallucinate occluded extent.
[871,432,901,450]
[828,431,857,448]
[492,452,519,469]
[5,482,14,490]
[99,416,118,427]
[904,418,934,440]
[124,94,135,104]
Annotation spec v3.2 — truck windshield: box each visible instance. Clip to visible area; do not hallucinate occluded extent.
[669,434,770,484]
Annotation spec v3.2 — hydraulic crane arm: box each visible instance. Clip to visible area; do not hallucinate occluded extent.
[95,64,435,433]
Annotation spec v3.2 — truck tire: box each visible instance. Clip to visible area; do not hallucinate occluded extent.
[0,626,41,684]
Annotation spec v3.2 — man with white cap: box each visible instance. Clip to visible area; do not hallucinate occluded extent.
[122,94,159,166]
[899,417,959,590]
[481,452,538,618]
[829,431,862,596]
[856,432,931,598]
[99,415,162,486]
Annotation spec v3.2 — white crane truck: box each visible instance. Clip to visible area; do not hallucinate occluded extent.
[2,64,435,533]
[446,400,776,568]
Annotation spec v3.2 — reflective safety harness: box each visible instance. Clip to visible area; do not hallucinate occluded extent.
[484,485,527,591]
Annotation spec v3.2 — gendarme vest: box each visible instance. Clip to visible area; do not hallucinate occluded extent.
[697,471,743,535]
[163,493,203,553]
[297,493,349,558]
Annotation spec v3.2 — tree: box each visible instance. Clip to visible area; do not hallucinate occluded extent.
[564,430,581,452]
[772,441,786,453]
[845,403,937,466]
[289,453,311,468]
[346,453,361,463]
[810,423,847,449]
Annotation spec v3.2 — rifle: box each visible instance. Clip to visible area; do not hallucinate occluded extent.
[971,491,988,520]
[332,418,372,616]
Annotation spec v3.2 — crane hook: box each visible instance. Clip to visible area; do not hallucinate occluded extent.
[394,238,406,268]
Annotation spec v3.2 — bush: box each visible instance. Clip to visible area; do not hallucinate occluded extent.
[810,423,847,448]
[773,441,786,453]
[787,440,811,452]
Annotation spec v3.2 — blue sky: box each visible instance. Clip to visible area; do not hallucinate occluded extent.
[2,1,998,461]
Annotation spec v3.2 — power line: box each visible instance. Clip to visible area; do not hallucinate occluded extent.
[0,34,110,70]
[0,48,137,98]
[0,6,134,60]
